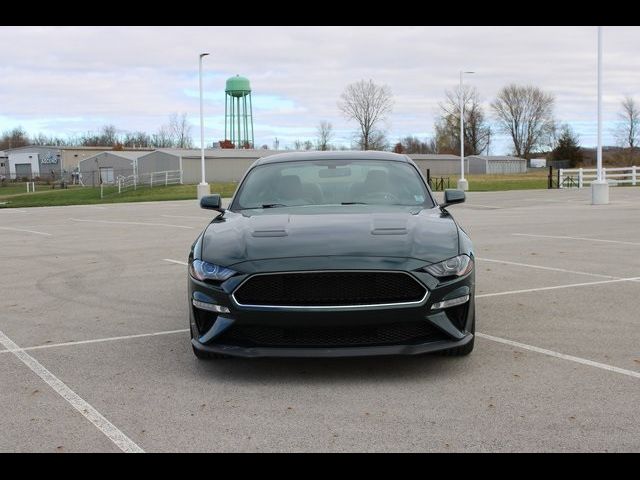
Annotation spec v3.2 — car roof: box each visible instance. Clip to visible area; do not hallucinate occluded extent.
[253,150,412,166]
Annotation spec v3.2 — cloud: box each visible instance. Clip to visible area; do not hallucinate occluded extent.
[0,26,638,151]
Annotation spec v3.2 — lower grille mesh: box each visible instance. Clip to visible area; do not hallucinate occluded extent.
[217,322,445,347]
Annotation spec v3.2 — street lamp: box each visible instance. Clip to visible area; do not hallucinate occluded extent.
[457,71,474,191]
[592,26,609,205]
[197,52,211,200]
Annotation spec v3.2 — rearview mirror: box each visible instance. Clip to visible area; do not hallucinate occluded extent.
[441,189,465,208]
[200,194,224,212]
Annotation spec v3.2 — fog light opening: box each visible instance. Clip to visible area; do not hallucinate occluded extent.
[431,294,469,310]
[192,299,230,314]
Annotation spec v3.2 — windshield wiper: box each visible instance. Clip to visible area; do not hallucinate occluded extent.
[260,203,288,209]
[341,202,368,205]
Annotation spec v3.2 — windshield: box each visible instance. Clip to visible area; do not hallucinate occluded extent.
[231,159,434,210]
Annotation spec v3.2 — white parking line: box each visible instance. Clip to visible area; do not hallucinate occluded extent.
[462,204,502,209]
[163,258,188,266]
[70,218,194,229]
[0,226,52,236]
[0,208,30,213]
[0,329,189,355]
[0,329,144,453]
[477,257,618,279]
[477,276,640,298]
[477,332,640,380]
[161,214,212,220]
[513,233,640,247]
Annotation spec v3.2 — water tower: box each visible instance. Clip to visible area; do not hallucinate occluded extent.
[224,75,254,148]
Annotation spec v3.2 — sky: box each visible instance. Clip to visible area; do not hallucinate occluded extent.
[0,26,638,153]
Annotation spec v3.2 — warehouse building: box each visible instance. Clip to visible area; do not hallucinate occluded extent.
[138,148,282,183]
[2,145,154,180]
[466,155,527,174]
[4,145,63,179]
[78,150,149,185]
[408,154,467,176]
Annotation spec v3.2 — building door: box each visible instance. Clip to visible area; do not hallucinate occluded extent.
[99,167,114,184]
[14,163,33,179]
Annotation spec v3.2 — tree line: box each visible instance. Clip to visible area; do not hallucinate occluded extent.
[3,83,639,167]
[0,113,194,151]
[329,79,639,166]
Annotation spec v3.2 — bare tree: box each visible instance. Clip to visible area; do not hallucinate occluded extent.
[0,127,29,149]
[169,113,193,149]
[615,96,639,164]
[491,84,555,158]
[437,86,491,156]
[316,121,334,151]
[400,136,436,154]
[338,79,393,150]
[303,140,314,151]
[152,126,174,148]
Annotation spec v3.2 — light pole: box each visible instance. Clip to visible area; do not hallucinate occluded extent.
[592,26,609,205]
[457,70,474,191]
[197,52,211,200]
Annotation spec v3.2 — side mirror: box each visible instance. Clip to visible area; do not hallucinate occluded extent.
[441,189,465,208]
[200,194,224,213]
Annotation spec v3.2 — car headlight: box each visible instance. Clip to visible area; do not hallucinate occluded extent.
[421,255,473,279]
[189,259,236,282]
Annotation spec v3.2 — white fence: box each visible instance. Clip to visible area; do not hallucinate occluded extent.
[115,170,182,193]
[559,166,638,188]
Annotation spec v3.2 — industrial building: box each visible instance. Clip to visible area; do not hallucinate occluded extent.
[1,145,154,180]
[78,150,150,184]
[466,155,527,174]
[137,148,281,183]
[409,154,467,176]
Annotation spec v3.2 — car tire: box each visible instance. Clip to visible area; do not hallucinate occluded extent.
[440,315,475,356]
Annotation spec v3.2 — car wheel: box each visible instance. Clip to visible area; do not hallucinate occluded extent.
[440,315,475,356]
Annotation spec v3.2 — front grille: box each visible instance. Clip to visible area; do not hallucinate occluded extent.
[233,271,426,307]
[216,322,445,347]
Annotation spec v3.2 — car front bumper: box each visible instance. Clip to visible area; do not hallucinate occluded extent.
[188,266,475,358]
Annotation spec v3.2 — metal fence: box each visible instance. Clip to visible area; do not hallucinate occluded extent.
[559,166,638,188]
[101,170,183,198]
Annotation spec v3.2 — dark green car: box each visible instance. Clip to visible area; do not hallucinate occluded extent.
[188,151,475,359]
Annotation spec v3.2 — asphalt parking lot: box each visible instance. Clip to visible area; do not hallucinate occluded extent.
[1,187,639,452]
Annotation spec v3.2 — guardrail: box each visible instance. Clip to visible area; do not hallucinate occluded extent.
[559,166,638,188]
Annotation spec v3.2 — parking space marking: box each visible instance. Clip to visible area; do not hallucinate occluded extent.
[0,329,144,453]
[477,276,640,298]
[513,233,640,247]
[477,257,618,279]
[161,214,212,220]
[0,208,31,213]
[0,329,189,355]
[163,259,188,266]
[477,332,640,380]
[69,218,194,229]
[461,204,502,209]
[0,226,52,236]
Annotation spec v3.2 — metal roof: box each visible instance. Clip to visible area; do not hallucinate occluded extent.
[408,154,460,161]
[466,155,526,161]
[80,150,150,163]
[254,150,411,166]
[147,148,277,158]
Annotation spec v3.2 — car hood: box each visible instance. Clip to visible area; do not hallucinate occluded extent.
[200,206,459,267]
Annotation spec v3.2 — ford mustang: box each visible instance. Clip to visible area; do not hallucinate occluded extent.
[188,151,475,359]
